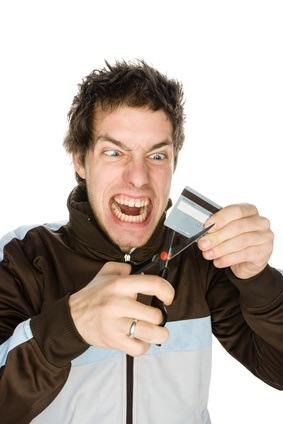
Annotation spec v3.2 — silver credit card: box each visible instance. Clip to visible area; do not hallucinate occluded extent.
[165,186,221,238]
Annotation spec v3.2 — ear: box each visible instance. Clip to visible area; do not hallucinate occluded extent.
[72,153,86,179]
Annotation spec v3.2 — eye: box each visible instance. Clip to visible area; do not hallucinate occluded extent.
[149,152,166,160]
[103,150,122,157]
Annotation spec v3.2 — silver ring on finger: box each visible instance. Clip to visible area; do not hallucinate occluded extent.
[129,319,138,339]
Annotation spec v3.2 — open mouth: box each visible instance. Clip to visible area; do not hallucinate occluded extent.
[111,196,150,223]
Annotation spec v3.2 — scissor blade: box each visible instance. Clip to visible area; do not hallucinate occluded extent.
[168,224,214,261]
[131,255,159,275]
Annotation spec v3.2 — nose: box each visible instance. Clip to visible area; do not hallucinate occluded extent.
[123,156,150,188]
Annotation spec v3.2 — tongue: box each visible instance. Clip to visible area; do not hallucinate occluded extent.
[120,205,141,216]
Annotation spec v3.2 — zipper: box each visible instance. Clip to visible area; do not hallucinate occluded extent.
[124,248,136,424]
[126,355,134,424]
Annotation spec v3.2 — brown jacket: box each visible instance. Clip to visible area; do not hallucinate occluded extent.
[0,186,283,423]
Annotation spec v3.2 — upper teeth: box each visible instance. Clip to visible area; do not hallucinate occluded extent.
[114,197,149,208]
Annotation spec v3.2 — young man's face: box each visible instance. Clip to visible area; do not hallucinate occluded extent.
[73,105,175,253]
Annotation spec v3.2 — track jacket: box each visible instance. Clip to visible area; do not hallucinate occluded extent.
[1,185,283,424]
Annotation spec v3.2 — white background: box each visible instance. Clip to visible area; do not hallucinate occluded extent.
[1,1,282,422]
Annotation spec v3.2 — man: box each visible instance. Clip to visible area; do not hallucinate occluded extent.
[0,59,282,423]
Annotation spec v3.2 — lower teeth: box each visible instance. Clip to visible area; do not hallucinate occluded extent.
[112,203,146,222]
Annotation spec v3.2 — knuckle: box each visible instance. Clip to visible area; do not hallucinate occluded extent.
[102,293,120,310]
[269,230,275,243]
[151,307,163,325]
[261,216,271,231]
[241,203,258,215]
[234,204,246,216]
[153,275,165,290]
[166,286,175,304]
[231,218,245,234]
[161,327,170,342]
[109,275,127,292]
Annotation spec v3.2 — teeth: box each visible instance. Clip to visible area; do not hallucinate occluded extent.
[114,197,149,208]
[112,196,149,223]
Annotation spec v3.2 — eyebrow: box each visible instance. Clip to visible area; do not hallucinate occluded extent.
[96,135,173,153]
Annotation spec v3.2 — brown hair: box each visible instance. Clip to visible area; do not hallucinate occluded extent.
[63,59,186,184]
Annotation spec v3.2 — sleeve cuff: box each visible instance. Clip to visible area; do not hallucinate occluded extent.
[30,295,90,367]
[226,265,283,310]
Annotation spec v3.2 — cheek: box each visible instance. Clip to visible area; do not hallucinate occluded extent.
[85,166,115,204]
[159,170,173,193]
[84,162,103,185]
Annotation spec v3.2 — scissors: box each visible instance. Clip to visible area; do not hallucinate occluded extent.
[131,223,214,329]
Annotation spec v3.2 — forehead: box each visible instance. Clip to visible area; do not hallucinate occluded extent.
[93,105,173,147]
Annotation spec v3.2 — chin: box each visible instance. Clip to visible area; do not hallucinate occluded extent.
[118,237,147,250]
[111,231,150,252]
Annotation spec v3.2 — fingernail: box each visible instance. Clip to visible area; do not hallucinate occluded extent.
[205,250,214,259]
[199,238,211,249]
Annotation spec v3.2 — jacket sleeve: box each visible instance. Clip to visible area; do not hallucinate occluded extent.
[207,264,283,390]
[0,243,89,423]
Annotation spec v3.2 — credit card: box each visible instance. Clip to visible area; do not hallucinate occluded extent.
[165,186,221,238]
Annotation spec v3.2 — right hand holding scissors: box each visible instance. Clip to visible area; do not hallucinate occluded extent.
[69,262,175,357]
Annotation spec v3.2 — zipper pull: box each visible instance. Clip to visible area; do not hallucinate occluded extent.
[124,253,131,262]
[124,247,136,262]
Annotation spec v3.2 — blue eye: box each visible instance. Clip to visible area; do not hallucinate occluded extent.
[150,153,166,160]
[104,150,121,157]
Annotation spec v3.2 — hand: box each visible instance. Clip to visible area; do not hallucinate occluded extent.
[69,262,175,357]
[197,203,274,279]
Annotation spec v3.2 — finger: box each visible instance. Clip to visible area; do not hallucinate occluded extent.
[106,273,175,306]
[96,263,174,306]
[120,336,151,357]
[97,313,170,356]
[127,319,170,344]
[113,296,165,326]
[109,319,170,357]
[100,321,151,357]
[199,215,271,252]
[117,319,170,357]
[218,245,267,266]
[205,203,259,231]
[205,232,271,263]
